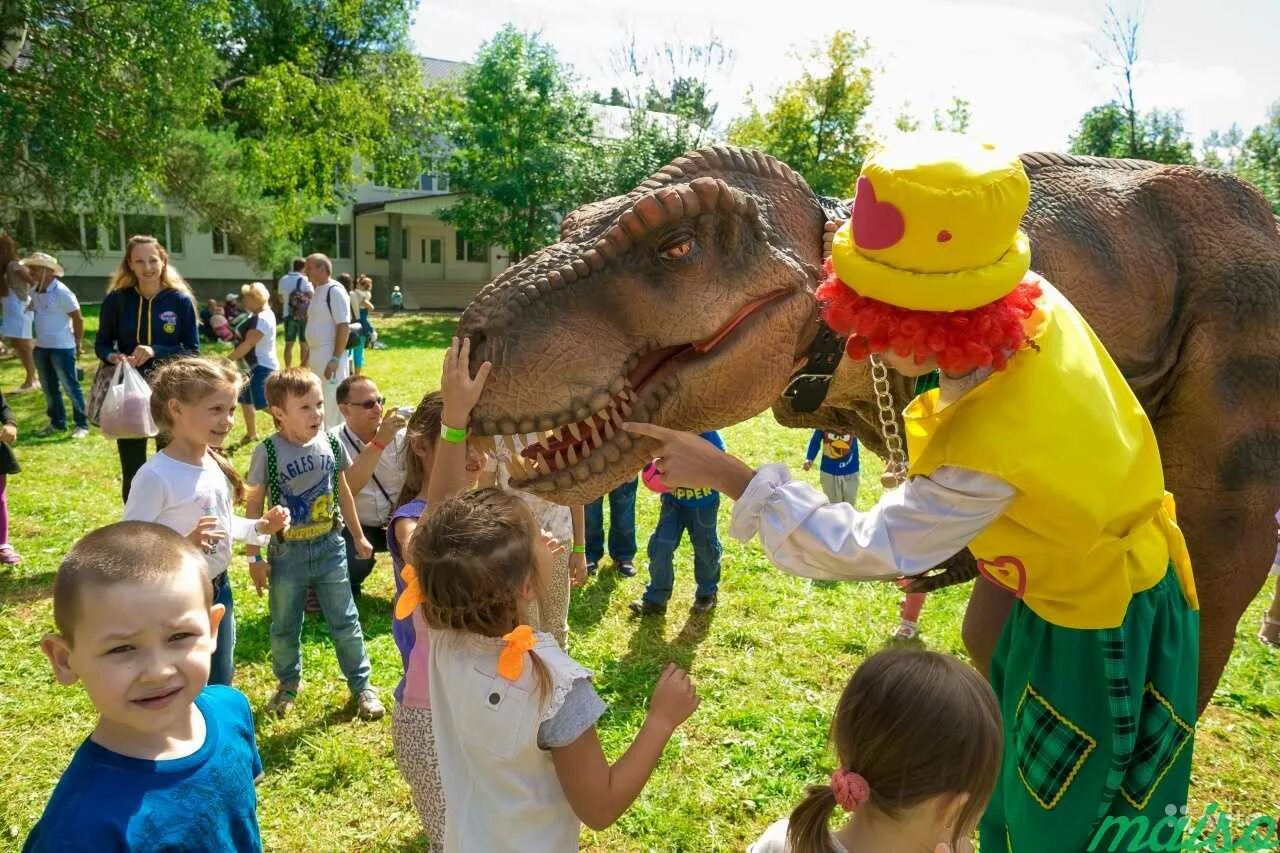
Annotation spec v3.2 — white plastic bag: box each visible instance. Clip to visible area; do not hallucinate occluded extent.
[98,360,158,439]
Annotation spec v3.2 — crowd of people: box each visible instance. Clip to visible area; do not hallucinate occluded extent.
[7,134,1280,853]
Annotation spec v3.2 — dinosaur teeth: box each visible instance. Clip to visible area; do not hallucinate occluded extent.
[603,420,615,439]
[553,450,566,469]
[566,445,578,465]
[567,422,581,442]
[619,399,632,418]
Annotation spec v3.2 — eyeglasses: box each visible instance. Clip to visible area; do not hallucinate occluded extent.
[345,396,385,410]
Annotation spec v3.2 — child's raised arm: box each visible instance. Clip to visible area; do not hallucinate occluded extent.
[428,336,491,505]
[551,663,699,830]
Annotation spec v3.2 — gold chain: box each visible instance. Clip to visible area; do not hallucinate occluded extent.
[870,354,907,489]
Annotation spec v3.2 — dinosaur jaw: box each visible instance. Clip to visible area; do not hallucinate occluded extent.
[491,288,802,501]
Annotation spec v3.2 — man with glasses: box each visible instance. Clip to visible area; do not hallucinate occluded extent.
[330,375,408,597]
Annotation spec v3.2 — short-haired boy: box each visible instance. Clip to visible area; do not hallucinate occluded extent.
[246,367,383,720]
[28,522,262,852]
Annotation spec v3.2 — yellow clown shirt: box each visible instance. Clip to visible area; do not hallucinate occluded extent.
[903,276,1197,629]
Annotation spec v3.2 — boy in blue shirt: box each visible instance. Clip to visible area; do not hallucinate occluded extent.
[802,430,860,505]
[28,522,263,852]
[631,430,725,616]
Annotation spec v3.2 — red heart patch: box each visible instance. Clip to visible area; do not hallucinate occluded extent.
[976,555,1027,599]
[852,176,906,251]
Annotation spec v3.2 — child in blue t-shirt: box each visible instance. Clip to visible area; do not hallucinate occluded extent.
[27,521,263,852]
[632,431,725,616]
[802,430,860,506]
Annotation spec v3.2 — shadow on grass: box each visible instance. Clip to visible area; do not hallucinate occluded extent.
[256,704,364,772]
[595,609,716,718]
[0,568,53,605]
[568,567,620,635]
[375,315,459,350]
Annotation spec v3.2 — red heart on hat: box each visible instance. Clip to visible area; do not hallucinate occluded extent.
[851,176,906,251]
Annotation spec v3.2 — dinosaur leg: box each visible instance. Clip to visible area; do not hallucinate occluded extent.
[962,575,1016,678]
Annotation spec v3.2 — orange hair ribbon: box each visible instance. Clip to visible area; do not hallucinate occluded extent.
[394,564,424,620]
[497,624,537,681]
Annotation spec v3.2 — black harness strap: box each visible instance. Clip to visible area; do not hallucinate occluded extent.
[782,315,847,413]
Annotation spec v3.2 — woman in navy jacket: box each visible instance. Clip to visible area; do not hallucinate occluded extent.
[94,235,199,501]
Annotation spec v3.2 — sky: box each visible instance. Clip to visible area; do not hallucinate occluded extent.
[410,0,1280,154]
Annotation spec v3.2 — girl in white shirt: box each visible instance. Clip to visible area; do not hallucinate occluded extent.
[749,648,1002,853]
[123,357,289,684]
[408,337,700,852]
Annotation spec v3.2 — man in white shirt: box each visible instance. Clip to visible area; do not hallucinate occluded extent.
[330,375,408,596]
[302,253,350,428]
[23,252,88,439]
[276,256,312,368]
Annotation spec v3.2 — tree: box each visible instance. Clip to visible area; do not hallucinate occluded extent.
[434,26,598,262]
[1,0,431,269]
[607,32,733,147]
[933,97,972,133]
[1068,101,1196,164]
[1092,1,1143,159]
[1201,125,1244,171]
[1235,101,1280,212]
[727,31,876,197]
[1,0,223,224]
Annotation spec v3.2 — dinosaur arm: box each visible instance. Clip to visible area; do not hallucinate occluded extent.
[729,464,1015,581]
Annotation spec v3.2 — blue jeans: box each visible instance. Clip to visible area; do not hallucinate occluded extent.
[643,495,722,605]
[267,531,372,692]
[209,572,236,686]
[237,364,273,409]
[585,478,638,564]
[34,347,87,430]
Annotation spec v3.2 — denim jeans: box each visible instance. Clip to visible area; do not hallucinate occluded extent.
[342,523,387,597]
[643,494,722,605]
[267,531,372,692]
[34,347,87,430]
[585,477,638,564]
[209,572,236,686]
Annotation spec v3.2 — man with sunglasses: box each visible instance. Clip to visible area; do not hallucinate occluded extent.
[330,375,408,597]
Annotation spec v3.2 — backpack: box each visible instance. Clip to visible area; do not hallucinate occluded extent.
[326,285,363,350]
[287,274,312,320]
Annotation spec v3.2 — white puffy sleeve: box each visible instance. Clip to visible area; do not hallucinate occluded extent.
[729,463,1017,581]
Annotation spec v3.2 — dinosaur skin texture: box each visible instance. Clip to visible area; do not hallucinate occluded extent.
[457,146,1280,711]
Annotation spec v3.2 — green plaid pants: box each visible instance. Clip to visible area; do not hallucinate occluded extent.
[979,566,1199,853]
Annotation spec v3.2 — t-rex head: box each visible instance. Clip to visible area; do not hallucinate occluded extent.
[458,145,832,503]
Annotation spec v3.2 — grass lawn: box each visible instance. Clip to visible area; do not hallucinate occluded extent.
[1,310,1277,851]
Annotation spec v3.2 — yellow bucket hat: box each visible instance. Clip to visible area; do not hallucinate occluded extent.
[830,134,1031,312]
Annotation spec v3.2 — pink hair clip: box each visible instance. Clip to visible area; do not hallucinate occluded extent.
[830,769,871,812]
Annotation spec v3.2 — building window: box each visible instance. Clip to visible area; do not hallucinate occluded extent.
[303,222,350,259]
[430,238,442,264]
[374,225,389,260]
[30,210,82,250]
[337,224,351,259]
[401,228,408,259]
[418,174,434,191]
[456,236,488,263]
[211,229,245,257]
[122,214,183,254]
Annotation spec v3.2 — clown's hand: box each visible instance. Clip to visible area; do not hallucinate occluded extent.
[823,219,845,261]
[623,422,755,500]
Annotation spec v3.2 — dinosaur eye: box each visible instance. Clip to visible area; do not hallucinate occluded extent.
[660,237,694,260]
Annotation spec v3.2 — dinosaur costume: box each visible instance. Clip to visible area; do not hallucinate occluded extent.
[801,136,1199,851]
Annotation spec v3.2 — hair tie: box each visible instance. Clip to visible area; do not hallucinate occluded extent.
[497,624,537,681]
[830,769,871,812]
[394,564,424,620]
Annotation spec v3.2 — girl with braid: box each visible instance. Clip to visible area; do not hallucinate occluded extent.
[407,338,700,852]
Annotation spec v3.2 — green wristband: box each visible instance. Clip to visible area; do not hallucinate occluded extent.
[571,544,586,554]
[441,424,468,444]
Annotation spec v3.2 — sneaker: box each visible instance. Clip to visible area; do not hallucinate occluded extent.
[71,427,89,439]
[34,424,63,437]
[690,594,718,615]
[356,688,385,720]
[891,620,920,641]
[628,599,666,617]
[266,685,298,717]
[585,561,597,576]
[616,560,637,578]
[11,382,39,394]
[0,544,21,565]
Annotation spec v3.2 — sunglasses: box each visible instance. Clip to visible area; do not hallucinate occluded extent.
[345,396,385,410]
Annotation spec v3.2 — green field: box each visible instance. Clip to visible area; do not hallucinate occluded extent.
[1,311,1276,851]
